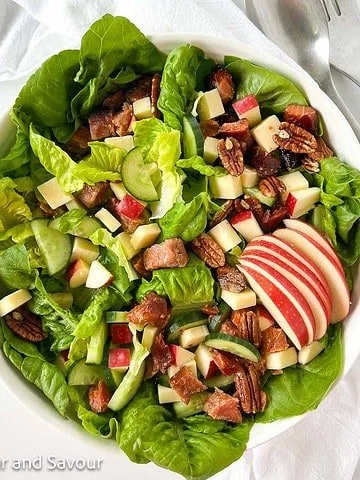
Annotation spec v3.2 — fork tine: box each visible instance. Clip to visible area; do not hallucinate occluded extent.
[335,0,360,16]
[320,0,331,20]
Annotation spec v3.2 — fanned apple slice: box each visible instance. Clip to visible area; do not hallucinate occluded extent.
[242,250,328,339]
[238,260,310,349]
[273,228,350,323]
[240,257,315,344]
[283,219,344,273]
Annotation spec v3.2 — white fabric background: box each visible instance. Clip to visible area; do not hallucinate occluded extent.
[0,1,360,479]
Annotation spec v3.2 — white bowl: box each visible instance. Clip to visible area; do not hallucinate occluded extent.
[0,33,359,477]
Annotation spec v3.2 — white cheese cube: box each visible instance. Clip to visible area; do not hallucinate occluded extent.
[110,182,128,201]
[158,385,182,404]
[70,237,99,263]
[251,115,280,152]
[142,325,159,350]
[37,178,73,209]
[209,174,243,200]
[278,171,309,192]
[95,208,121,233]
[241,166,259,188]
[116,232,140,260]
[266,347,298,369]
[133,96,152,120]
[0,289,32,317]
[66,198,84,211]
[168,359,198,378]
[179,326,209,349]
[203,137,219,164]
[104,135,135,152]
[208,220,242,252]
[221,288,257,310]
[130,224,161,250]
[198,89,225,122]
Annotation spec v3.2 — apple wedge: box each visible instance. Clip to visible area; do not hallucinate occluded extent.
[249,235,332,319]
[240,256,316,344]
[86,260,114,289]
[67,259,90,289]
[283,219,344,272]
[232,95,261,127]
[257,305,275,331]
[238,260,310,349]
[286,187,320,218]
[231,210,263,242]
[242,250,328,339]
[273,228,350,322]
[195,344,218,379]
[169,345,195,367]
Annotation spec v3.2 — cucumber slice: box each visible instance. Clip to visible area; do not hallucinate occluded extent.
[49,216,102,239]
[208,302,231,332]
[173,392,209,419]
[31,219,71,275]
[104,367,124,391]
[67,359,104,386]
[166,311,208,343]
[244,187,276,208]
[106,311,129,324]
[121,147,159,201]
[183,115,204,158]
[86,321,108,365]
[203,374,235,390]
[205,333,260,362]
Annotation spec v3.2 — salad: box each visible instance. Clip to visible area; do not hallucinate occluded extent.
[0,14,359,480]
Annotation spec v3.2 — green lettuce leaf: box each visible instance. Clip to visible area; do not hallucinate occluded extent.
[311,205,337,247]
[100,249,133,301]
[51,209,87,234]
[158,45,213,131]
[225,56,307,115]
[0,244,35,290]
[257,324,343,422]
[0,223,33,243]
[77,405,118,438]
[117,381,252,480]
[133,118,171,158]
[0,114,33,177]
[177,156,226,177]
[0,177,32,232]
[137,255,214,311]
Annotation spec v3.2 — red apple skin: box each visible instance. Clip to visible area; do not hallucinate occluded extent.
[239,261,309,349]
[285,193,297,215]
[111,325,133,344]
[242,256,316,343]
[257,305,275,330]
[119,194,146,220]
[168,344,186,366]
[231,210,253,225]
[108,348,131,369]
[67,259,89,288]
[232,95,259,115]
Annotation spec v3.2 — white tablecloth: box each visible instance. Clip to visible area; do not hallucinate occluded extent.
[1,1,360,479]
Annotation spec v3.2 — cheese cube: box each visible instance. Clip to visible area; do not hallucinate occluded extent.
[179,326,209,349]
[133,96,152,120]
[251,115,281,152]
[208,220,242,252]
[198,89,225,122]
[221,288,257,310]
[203,137,219,164]
[266,347,298,370]
[209,174,243,199]
[241,166,259,188]
[95,208,121,232]
[66,198,84,211]
[37,178,73,209]
[0,289,32,317]
[116,232,140,260]
[110,182,128,201]
[158,385,181,404]
[104,135,135,152]
[70,237,99,263]
[130,224,161,250]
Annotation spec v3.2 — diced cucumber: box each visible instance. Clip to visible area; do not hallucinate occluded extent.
[106,311,129,324]
[205,333,260,362]
[203,374,235,390]
[67,359,104,386]
[173,392,210,419]
[31,219,71,275]
[244,187,276,207]
[86,321,108,365]
[121,148,159,201]
[104,367,124,391]
[50,216,102,239]
[183,115,204,158]
[208,301,231,332]
[166,311,208,343]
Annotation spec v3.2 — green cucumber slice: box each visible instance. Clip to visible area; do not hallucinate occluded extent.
[244,187,276,208]
[166,311,208,343]
[173,392,209,419]
[205,333,260,362]
[203,374,235,390]
[31,219,71,275]
[106,311,129,324]
[104,367,124,391]
[86,321,108,365]
[183,115,204,158]
[208,301,231,332]
[121,147,159,201]
[67,359,104,386]
[49,216,102,239]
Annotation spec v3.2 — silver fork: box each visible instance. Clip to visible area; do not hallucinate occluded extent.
[321,0,360,86]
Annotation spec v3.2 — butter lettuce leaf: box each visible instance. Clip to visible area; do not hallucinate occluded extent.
[0,177,32,232]
[0,244,35,290]
[134,118,171,158]
[177,156,226,177]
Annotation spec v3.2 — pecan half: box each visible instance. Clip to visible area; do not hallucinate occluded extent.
[273,122,317,153]
[209,68,235,104]
[250,146,281,177]
[259,176,286,197]
[235,364,266,414]
[151,73,161,118]
[5,307,47,342]
[209,200,234,228]
[301,157,320,173]
[191,233,226,268]
[216,265,246,293]
[218,137,244,176]
[307,137,333,161]
[231,309,262,348]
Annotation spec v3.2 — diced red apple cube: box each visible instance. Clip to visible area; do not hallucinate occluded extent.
[286,187,320,218]
[119,194,146,220]
[85,260,114,289]
[67,259,90,289]
[257,305,275,331]
[232,95,261,127]
[108,348,131,372]
[111,324,133,344]
[231,210,263,242]
[195,344,218,379]
[169,344,194,367]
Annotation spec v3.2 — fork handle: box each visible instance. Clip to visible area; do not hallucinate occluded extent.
[320,77,360,140]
